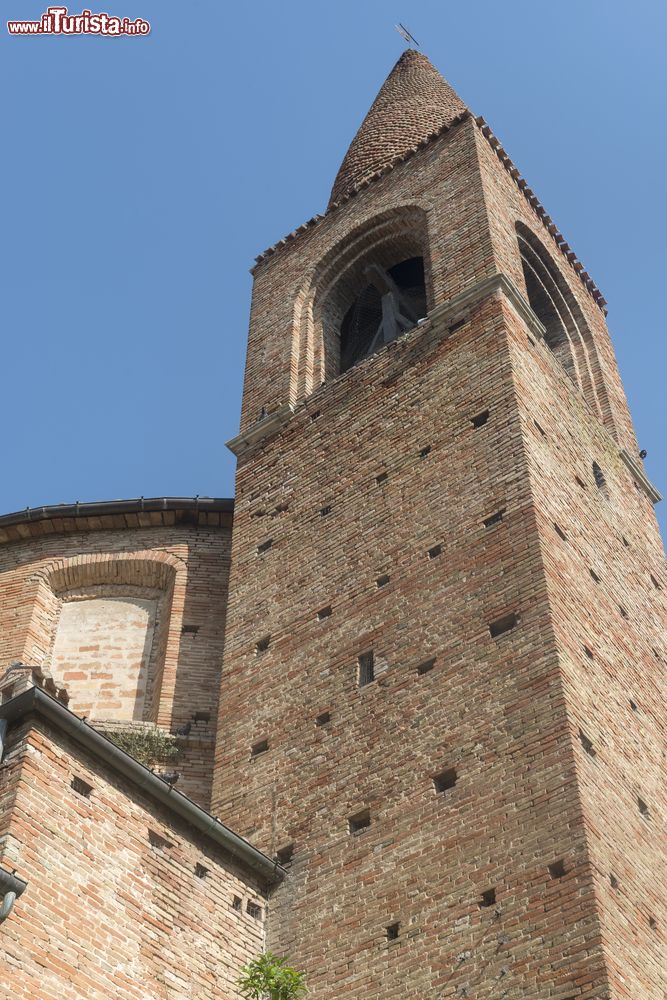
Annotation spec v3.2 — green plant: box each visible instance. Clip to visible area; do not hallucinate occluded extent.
[106,727,180,767]
[237,952,307,1000]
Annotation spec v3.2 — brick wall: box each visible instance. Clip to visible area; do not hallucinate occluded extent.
[216,299,612,995]
[214,99,665,996]
[0,516,231,808]
[477,132,667,994]
[238,118,494,431]
[505,296,667,997]
[0,716,267,999]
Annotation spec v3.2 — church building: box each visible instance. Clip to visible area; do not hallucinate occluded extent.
[0,49,665,999]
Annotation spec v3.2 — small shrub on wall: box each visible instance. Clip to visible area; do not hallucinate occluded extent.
[106,726,180,767]
[237,952,308,999]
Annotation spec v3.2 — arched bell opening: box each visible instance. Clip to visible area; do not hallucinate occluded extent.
[293,206,431,398]
[339,256,427,373]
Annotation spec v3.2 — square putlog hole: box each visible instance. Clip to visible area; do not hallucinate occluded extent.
[479,887,496,908]
[276,843,294,866]
[471,410,489,428]
[357,651,375,687]
[483,510,504,528]
[417,657,436,676]
[148,829,174,851]
[348,809,371,834]
[255,635,271,654]
[578,729,596,757]
[638,797,650,819]
[489,613,518,638]
[548,859,566,880]
[433,768,457,794]
[250,739,269,758]
[71,776,93,798]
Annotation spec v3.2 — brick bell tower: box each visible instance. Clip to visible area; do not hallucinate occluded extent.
[214,50,667,998]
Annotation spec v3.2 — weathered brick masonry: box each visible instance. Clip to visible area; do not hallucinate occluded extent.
[213,50,666,998]
[0,689,279,999]
[0,500,232,807]
[0,48,664,1000]
[478,134,667,997]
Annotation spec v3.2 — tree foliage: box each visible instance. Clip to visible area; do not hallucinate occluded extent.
[237,952,307,1000]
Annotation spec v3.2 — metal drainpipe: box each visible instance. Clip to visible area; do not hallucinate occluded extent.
[0,719,29,923]
[0,891,16,924]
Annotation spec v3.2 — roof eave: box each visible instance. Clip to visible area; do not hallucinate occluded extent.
[0,688,284,885]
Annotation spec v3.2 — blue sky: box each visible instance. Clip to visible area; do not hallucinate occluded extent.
[2,0,665,534]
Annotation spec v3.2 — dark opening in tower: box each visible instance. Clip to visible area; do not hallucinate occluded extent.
[515,222,600,388]
[339,257,427,373]
[519,249,576,377]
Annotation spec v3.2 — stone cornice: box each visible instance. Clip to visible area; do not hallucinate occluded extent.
[226,402,295,457]
[228,273,541,459]
[227,273,662,510]
[0,497,234,546]
[428,271,546,341]
[620,449,662,504]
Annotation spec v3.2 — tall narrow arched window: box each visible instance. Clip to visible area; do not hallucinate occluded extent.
[517,230,577,378]
[515,223,617,440]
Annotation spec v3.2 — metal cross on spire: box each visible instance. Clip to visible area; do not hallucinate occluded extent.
[395,23,420,47]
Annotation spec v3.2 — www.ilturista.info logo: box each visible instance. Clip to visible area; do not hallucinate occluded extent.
[7,7,150,35]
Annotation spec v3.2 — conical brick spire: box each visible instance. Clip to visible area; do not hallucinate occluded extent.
[328,49,468,208]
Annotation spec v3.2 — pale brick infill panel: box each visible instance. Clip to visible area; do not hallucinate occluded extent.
[0,523,231,808]
[215,290,612,997]
[51,595,158,721]
[0,718,267,999]
[505,298,667,997]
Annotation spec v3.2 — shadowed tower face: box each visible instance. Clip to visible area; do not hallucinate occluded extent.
[215,50,667,998]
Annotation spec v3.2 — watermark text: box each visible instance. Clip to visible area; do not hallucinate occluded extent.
[7,7,150,35]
